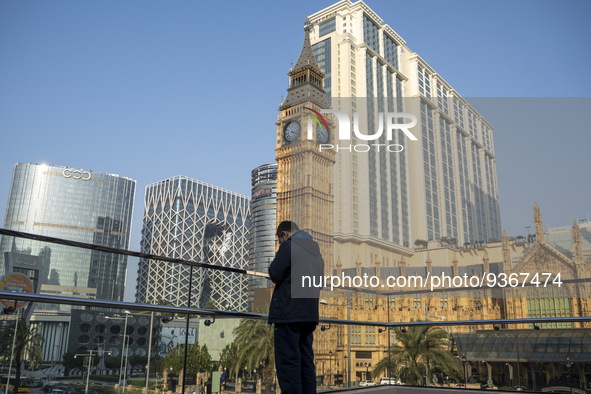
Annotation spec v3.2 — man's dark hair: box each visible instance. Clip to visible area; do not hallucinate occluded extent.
[276,220,299,236]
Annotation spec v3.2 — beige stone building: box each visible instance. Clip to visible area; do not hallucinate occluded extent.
[272,1,591,389]
[305,0,502,264]
[275,26,335,271]
[314,204,591,387]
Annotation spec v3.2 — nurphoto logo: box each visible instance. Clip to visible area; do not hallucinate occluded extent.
[310,108,418,153]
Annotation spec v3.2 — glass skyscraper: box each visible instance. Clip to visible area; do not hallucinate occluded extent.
[0,163,136,302]
[135,176,251,312]
[0,163,135,361]
[248,164,277,293]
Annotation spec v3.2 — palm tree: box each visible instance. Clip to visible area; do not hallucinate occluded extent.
[232,317,275,393]
[372,325,460,386]
[0,316,44,394]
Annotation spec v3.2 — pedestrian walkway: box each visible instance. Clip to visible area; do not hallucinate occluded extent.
[22,365,65,380]
[323,386,524,393]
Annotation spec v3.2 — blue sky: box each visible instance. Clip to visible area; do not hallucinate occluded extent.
[1,1,590,301]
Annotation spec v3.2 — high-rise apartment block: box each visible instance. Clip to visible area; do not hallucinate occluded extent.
[306,1,501,267]
[135,176,250,311]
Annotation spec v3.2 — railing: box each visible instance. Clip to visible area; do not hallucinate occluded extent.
[1,228,590,393]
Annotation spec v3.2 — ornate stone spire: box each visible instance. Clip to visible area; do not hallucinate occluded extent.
[572,220,584,265]
[483,248,490,272]
[280,25,327,110]
[502,231,511,272]
[425,253,432,274]
[534,202,545,243]
[336,255,342,272]
[293,23,320,70]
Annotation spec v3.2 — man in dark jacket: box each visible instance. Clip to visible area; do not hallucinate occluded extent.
[268,220,324,394]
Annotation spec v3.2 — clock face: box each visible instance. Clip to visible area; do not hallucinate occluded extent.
[284,121,301,142]
[317,123,329,143]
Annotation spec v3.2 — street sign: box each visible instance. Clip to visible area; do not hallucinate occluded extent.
[0,272,33,310]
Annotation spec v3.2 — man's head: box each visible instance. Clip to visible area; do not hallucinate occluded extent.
[276,220,300,243]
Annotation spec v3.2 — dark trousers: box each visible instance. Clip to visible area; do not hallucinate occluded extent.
[274,322,317,394]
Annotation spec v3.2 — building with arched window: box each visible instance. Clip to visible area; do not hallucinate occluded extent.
[317,203,591,389]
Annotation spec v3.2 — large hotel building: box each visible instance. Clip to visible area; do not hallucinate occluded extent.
[270,0,591,389]
[304,0,501,269]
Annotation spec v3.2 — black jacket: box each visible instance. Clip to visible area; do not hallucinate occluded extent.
[268,230,324,324]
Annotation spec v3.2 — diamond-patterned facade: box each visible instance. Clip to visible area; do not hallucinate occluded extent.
[135,176,250,311]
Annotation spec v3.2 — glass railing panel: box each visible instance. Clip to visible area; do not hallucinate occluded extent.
[2,229,591,393]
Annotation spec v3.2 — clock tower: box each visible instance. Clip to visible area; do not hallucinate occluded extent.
[275,23,335,274]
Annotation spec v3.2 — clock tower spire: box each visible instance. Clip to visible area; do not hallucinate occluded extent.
[275,23,335,274]
[280,24,327,111]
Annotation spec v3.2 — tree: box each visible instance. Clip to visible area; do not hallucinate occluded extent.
[440,237,457,248]
[161,343,212,375]
[196,344,212,373]
[62,352,84,374]
[372,325,460,386]
[414,239,428,249]
[219,342,239,374]
[129,355,148,370]
[105,356,121,369]
[232,318,274,393]
[0,317,44,394]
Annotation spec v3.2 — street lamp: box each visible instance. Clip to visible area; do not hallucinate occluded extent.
[386,295,392,384]
[75,350,111,394]
[121,311,131,393]
[5,310,20,394]
[144,313,174,394]
[234,345,240,394]
[566,358,574,394]
[364,363,370,381]
[343,355,348,387]
[166,367,173,391]
[515,334,522,390]
[123,338,131,392]
[145,311,154,394]
[320,295,352,388]
[328,351,333,386]
[461,355,468,387]
[106,310,131,393]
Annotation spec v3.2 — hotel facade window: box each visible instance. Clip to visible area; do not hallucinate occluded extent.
[306,0,501,257]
